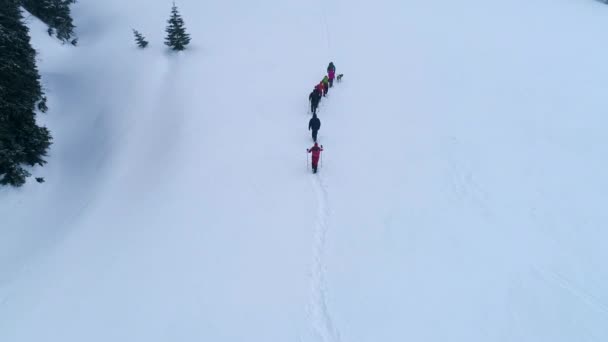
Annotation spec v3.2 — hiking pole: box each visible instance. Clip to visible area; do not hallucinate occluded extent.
[321,145,324,168]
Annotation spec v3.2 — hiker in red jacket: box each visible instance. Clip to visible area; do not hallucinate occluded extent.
[315,82,325,97]
[307,143,324,173]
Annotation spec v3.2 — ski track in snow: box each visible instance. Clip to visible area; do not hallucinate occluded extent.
[308,174,341,342]
[537,268,608,316]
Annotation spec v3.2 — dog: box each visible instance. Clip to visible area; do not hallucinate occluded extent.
[336,74,344,82]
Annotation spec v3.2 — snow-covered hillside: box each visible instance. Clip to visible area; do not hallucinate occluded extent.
[2,0,608,341]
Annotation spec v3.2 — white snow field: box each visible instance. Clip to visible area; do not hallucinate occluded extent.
[2,0,608,340]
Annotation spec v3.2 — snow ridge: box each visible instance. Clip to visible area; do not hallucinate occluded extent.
[309,175,341,342]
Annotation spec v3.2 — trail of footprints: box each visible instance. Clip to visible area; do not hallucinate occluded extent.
[306,64,341,342]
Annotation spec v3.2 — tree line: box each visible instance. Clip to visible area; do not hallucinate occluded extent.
[1,1,190,187]
[22,0,78,44]
[0,0,56,186]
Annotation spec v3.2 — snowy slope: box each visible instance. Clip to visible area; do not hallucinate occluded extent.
[2,0,608,341]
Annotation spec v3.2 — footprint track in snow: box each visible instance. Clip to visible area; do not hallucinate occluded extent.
[308,175,341,342]
[537,268,608,316]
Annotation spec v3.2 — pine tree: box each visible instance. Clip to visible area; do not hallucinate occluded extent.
[0,1,53,186]
[164,3,191,51]
[132,29,149,48]
[53,1,76,44]
[22,0,77,44]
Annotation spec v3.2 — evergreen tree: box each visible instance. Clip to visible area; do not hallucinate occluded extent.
[0,1,53,186]
[164,3,190,51]
[132,29,149,48]
[22,0,77,44]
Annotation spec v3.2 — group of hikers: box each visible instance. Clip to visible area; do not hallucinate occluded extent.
[307,62,338,174]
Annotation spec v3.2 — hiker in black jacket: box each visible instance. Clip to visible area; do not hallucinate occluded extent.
[309,88,322,114]
[308,113,321,142]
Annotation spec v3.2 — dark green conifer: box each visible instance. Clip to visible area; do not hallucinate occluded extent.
[132,29,149,48]
[164,3,191,51]
[22,0,77,44]
[0,0,53,186]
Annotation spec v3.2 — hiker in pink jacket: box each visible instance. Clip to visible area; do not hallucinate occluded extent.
[327,62,336,87]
